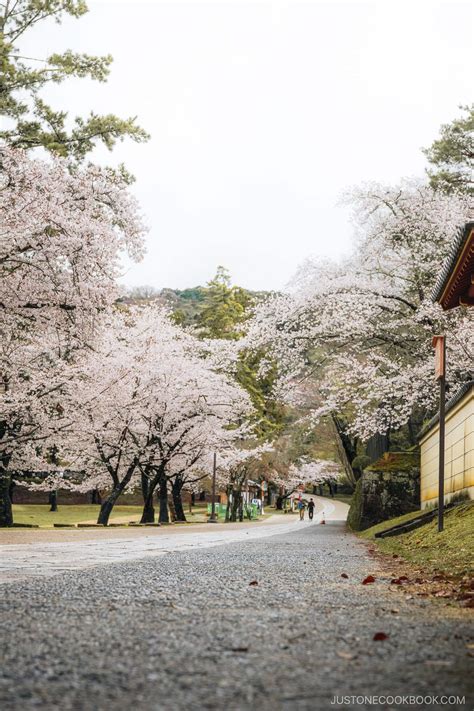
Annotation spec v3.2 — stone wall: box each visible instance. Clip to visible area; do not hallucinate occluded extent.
[419,383,473,508]
[348,452,420,531]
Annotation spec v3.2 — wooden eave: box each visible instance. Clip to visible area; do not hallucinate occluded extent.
[432,222,474,310]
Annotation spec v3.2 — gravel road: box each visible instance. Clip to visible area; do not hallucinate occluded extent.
[0,518,472,711]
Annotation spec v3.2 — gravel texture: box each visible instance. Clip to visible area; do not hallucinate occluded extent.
[0,520,472,711]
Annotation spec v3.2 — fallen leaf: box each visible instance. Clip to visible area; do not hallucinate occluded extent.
[398,575,409,582]
[373,632,388,641]
[391,578,403,585]
[249,580,258,586]
[362,575,376,585]
[341,573,349,579]
[336,651,354,660]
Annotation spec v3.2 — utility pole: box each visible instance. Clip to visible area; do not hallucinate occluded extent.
[432,336,446,532]
[209,452,218,523]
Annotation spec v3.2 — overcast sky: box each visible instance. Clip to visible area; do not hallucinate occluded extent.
[22,0,473,291]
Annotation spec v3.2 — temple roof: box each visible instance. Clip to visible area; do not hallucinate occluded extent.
[432,221,474,310]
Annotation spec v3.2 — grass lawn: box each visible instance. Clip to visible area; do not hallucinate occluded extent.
[360,501,474,576]
[10,504,256,527]
[12,504,145,528]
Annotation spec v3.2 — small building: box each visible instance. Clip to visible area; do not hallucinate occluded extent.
[418,221,474,508]
[419,381,474,508]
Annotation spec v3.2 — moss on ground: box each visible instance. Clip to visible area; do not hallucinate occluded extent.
[366,450,419,473]
[360,501,474,576]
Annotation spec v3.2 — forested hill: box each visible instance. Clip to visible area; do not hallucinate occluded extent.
[120,283,271,327]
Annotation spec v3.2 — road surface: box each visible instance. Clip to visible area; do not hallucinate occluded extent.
[0,498,342,583]
[0,500,472,710]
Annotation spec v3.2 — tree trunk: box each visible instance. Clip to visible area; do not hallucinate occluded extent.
[331,414,357,487]
[141,473,149,501]
[97,483,127,526]
[91,488,102,505]
[168,494,176,522]
[140,490,155,523]
[225,485,233,521]
[49,490,58,512]
[230,489,241,522]
[171,479,186,522]
[407,417,416,447]
[0,467,13,527]
[231,491,241,522]
[140,474,156,523]
[158,476,169,523]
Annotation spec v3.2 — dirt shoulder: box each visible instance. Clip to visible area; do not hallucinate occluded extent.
[358,502,474,610]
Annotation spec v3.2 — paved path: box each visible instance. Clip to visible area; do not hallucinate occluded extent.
[0,498,344,583]
[0,503,472,711]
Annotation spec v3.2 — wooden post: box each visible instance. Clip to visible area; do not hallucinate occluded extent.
[432,336,446,533]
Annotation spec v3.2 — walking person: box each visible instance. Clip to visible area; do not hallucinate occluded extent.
[297,498,305,520]
[307,498,315,521]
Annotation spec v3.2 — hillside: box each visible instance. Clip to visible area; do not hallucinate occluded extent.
[119,285,271,326]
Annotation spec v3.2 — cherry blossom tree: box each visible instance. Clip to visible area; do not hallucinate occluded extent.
[246,181,473,454]
[0,147,146,526]
[212,444,273,521]
[271,459,339,502]
[57,305,254,525]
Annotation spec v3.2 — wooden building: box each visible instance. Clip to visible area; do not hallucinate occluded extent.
[419,221,474,508]
[432,221,474,309]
